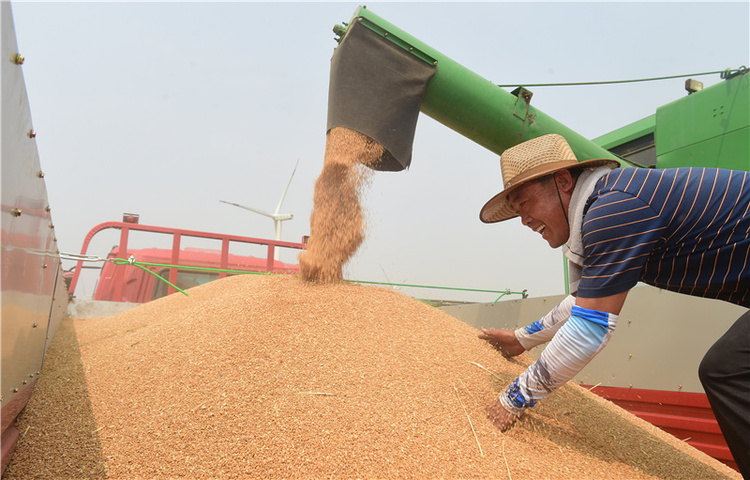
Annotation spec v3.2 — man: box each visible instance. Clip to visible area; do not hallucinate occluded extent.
[477,133,749,477]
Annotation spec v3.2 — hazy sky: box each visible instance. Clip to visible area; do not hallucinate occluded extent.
[9,1,750,302]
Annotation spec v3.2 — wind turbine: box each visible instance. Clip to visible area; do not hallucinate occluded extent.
[220,160,298,261]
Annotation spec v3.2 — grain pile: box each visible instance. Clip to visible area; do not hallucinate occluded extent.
[5,275,738,479]
[298,127,381,283]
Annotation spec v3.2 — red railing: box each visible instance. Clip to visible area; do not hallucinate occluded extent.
[68,219,306,301]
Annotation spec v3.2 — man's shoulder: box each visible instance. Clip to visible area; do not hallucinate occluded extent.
[601,166,744,186]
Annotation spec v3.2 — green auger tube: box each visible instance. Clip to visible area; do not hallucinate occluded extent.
[329,6,620,171]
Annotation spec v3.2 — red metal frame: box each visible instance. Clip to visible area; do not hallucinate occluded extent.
[583,384,737,472]
[68,221,306,301]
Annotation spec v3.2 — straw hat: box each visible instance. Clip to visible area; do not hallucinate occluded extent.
[479,134,620,224]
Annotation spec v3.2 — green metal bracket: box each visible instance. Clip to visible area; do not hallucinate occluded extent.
[332,22,348,40]
[511,86,534,122]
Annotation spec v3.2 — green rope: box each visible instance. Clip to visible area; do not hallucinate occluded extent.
[344,278,527,305]
[111,257,190,296]
[111,258,279,277]
[496,67,747,88]
[110,257,528,304]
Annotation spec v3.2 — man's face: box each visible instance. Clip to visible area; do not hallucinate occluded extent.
[508,175,570,248]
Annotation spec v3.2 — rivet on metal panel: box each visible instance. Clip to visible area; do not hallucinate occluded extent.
[13,388,19,393]
[28,130,37,138]
[12,53,24,65]
[628,354,632,358]
[32,323,38,328]
[42,264,48,269]
[678,385,683,390]
[11,208,21,217]
[22,381,27,385]
[29,374,34,378]
[37,170,44,178]
[45,206,51,212]
[49,224,54,229]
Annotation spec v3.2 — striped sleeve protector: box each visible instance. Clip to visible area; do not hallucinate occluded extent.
[515,294,576,350]
[499,305,618,416]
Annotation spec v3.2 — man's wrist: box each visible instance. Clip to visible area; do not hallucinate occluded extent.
[500,378,535,416]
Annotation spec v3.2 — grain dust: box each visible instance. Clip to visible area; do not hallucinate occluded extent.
[298,127,382,283]
[4,275,739,479]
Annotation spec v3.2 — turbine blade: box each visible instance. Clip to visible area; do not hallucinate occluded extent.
[275,159,299,215]
[220,200,273,218]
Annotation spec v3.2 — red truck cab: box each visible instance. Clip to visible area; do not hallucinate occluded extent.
[68,215,307,304]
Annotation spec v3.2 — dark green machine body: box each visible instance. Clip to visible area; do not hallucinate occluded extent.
[329,5,748,173]
[594,71,749,171]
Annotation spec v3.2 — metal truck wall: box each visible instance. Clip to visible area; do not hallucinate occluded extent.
[1,2,67,472]
[441,286,745,393]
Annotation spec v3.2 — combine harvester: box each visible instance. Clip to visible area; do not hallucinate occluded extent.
[325,6,748,472]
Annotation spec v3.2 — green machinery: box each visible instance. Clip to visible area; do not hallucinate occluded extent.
[326,7,749,471]
[594,70,748,170]
[328,6,748,173]
[326,7,749,472]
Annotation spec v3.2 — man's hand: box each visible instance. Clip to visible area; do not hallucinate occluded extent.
[486,397,518,431]
[478,328,525,358]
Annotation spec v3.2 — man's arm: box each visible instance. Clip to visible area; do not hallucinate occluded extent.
[479,294,577,357]
[487,291,628,430]
[576,291,628,315]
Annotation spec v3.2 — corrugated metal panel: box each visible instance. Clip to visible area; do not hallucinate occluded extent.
[1,2,67,473]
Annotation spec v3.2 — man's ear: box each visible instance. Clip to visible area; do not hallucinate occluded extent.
[555,169,576,193]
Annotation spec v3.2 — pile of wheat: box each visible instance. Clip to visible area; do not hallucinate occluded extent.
[5,275,737,479]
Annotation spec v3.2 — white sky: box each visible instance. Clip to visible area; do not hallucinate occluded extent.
[9,1,750,302]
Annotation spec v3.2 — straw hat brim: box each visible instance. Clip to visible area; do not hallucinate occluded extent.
[479,158,621,224]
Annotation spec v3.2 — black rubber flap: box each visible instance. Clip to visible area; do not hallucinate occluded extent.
[327,20,436,171]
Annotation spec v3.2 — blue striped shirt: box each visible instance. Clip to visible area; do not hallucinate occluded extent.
[579,167,750,307]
